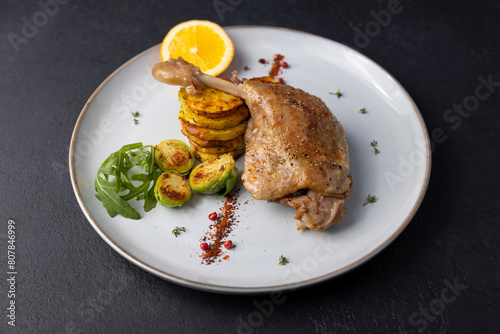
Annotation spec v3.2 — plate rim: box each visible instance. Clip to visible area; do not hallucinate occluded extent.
[69,25,431,294]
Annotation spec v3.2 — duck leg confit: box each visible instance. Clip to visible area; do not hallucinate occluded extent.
[152,58,352,232]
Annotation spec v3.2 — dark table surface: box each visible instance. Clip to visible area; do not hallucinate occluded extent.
[1,0,499,333]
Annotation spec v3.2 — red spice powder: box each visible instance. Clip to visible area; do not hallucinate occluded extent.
[201,192,239,265]
[269,54,285,79]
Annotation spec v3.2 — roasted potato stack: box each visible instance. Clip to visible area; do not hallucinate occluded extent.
[178,86,249,162]
[177,77,278,162]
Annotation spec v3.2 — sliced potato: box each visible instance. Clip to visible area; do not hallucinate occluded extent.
[186,132,243,149]
[191,147,244,162]
[177,83,251,162]
[190,137,244,154]
[181,86,244,118]
[154,172,191,207]
[179,112,248,141]
[154,139,194,175]
[189,153,238,195]
[180,99,249,130]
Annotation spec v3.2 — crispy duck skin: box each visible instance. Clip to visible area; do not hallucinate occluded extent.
[152,58,352,231]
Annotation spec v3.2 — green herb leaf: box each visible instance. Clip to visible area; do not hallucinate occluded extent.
[370,140,380,155]
[172,226,186,237]
[362,194,377,207]
[94,143,161,219]
[244,65,250,71]
[329,89,342,99]
[279,255,289,266]
[359,108,367,114]
[131,111,140,125]
[144,170,161,212]
[94,176,141,219]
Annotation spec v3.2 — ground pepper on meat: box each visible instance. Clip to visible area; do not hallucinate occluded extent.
[200,191,239,265]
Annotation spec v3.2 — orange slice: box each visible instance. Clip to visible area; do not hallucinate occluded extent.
[160,20,234,76]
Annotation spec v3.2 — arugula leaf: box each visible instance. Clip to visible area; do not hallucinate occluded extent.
[94,176,141,219]
[144,169,161,212]
[94,143,161,219]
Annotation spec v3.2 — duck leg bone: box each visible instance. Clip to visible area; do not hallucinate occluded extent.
[152,57,246,98]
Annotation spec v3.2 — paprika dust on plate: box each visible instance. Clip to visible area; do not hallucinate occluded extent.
[200,191,240,265]
[269,54,286,80]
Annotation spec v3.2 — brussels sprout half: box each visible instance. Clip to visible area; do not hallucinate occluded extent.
[154,172,191,207]
[154,139,194,175]
[189,153,238,196]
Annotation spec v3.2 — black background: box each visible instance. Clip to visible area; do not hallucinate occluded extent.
[1,0,499,333]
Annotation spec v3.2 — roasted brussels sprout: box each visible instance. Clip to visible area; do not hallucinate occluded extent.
[189,153,238,196]
[154,139,194,175]
[154,172,191,207]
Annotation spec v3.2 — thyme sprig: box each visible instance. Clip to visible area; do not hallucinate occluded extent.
[279,255,289,266]
[172,226,186,237]
[370,140,380,155]
[330,89,343,99]
[131,111,140,125]
[362,194,377,207]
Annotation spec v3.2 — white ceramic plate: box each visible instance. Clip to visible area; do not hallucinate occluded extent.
[69,26,430,294]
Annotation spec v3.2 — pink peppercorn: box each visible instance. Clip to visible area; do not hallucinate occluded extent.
[200,243,209,251]
[224,240,233,249]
